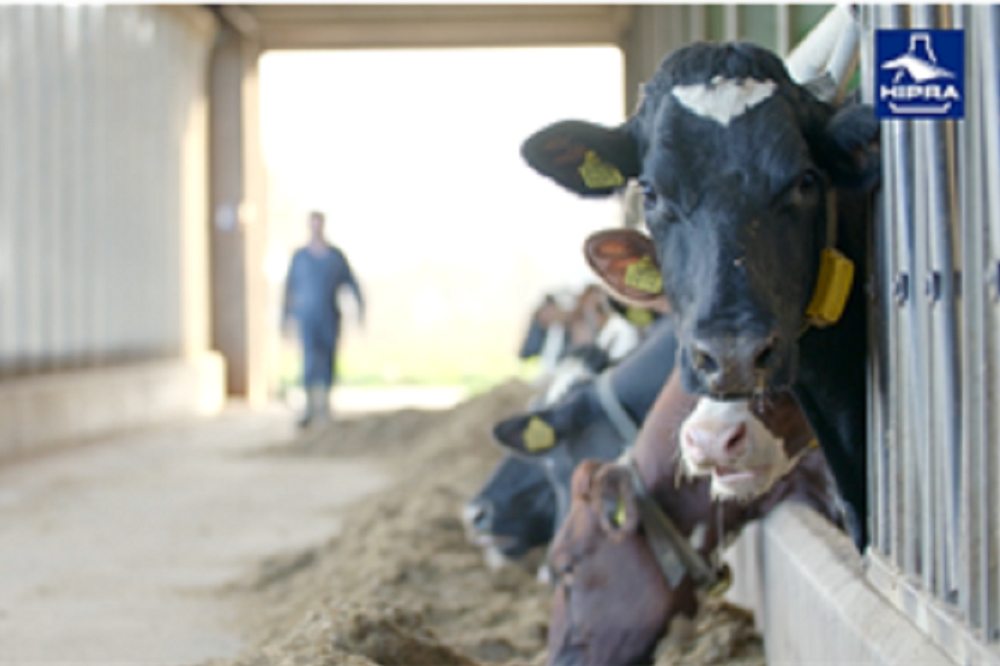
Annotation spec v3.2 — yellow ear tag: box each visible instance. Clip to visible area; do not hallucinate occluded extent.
[805,248,854,327]
[523,416,556,452]
[578,150,625,189]
[623,256,663,294]
[807,439,820,450]
[625,306,654,328]
[613,495,628,527]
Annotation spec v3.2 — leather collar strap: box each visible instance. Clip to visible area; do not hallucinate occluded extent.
[623,454,720,592]
[595,372,640,447]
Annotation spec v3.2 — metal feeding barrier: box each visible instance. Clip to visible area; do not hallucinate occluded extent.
[851,4,1000,663]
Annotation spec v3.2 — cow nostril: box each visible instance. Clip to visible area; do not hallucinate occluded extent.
[691,344,719,375]
[724,423,747,455]
[466,502,492,531]
[752,336,777,371]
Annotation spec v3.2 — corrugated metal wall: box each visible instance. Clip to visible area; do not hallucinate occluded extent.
[0,5,216,378]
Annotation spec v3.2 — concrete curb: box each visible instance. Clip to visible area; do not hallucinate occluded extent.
[725,503,955,666]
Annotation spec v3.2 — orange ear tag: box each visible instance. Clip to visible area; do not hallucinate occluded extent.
[805,248,854,327]
[624,256,663,294]
[578,151,625,189]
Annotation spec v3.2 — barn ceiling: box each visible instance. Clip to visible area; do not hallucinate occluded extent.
[221,4,634,50]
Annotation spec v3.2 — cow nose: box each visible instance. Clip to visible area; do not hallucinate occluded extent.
[683,422,747,464]
[689,334,778,395]
[463,500,493,533]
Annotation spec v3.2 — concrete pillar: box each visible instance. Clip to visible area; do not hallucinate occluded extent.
[208,23,269,404]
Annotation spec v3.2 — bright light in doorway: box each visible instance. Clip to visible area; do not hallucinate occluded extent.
[259,46,624,386]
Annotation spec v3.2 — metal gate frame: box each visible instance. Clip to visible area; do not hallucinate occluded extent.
[860,5,1000,663]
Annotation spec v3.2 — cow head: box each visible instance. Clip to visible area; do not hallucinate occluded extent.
[463,454,556,564]
[492,386,624,530]
[545,460,696,666]
[523,42,879,398]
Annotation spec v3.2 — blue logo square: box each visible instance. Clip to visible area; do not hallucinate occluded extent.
[875,29,965,120]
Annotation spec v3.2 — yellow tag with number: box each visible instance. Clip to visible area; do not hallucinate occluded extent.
[624,256,663,294]
[524,416,556,452]
[805,248,854,327]
[578,151,625,189]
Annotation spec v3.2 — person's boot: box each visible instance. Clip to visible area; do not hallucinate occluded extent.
[296,387,315,429]
[311,385,332,425]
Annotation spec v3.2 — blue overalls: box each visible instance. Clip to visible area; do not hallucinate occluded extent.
[284,245,364,390]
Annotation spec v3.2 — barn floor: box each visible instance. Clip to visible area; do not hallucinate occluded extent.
[0,382,766,666]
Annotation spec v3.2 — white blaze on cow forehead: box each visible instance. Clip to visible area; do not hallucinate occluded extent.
[671,76,778,127]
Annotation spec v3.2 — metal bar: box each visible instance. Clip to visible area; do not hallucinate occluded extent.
[975,4,1000,642]
[0,8,14,377]
[687,5,706,44]
[724,4,738,42]
[776,4,790,57]
[882,2,923,581]
[913,1,963,603]
[955,1,985,631]
[860,1,893,558]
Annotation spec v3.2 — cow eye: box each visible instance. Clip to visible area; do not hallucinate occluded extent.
[640,181,657,207]
[798,170,821,196]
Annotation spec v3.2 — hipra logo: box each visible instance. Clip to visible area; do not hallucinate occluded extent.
[875,29,965,119]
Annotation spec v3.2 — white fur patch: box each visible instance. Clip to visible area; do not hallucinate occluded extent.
[543,357,593,405]
[483,546,509,572]
[671,76,777,127]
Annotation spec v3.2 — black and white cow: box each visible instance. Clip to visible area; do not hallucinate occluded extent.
[521,42,879,549]
[464,315,679,569]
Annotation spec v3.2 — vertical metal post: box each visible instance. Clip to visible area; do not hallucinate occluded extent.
[975,4,1000,643]
[0,8,13,376]
[912,1,963,602]
[955,2,985,631]
[776,4,791,57]
[725,4,739,41]
[881,3,923,581]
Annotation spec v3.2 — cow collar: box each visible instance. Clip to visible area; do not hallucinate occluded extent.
[801,186,855,333]
[621,453,730,596]
[595,372,640,447]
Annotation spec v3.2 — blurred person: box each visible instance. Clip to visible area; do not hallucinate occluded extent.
[282,211,365,428]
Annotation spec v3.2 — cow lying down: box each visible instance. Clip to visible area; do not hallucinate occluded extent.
[543,370,844,666]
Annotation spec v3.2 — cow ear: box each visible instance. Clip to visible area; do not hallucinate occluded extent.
[521,120,640,197]
[584,229,672,313]
[593,464,640,539]
[492,411,561,456]
[812,104,881,191]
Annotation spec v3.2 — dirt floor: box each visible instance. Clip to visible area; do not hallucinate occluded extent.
[206,380,766,666]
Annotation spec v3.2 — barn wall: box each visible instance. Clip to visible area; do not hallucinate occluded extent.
[0,6,224,457]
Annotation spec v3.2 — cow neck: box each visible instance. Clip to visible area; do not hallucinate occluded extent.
[621,377,731,596]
